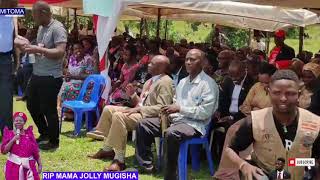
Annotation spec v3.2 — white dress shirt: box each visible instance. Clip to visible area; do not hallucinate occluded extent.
[229,73,247,114]
[171,71,219,135]
[172,67,182,88]
[277,170,284,179]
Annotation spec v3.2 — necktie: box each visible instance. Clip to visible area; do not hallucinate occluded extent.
[277,172,281,179]
[140,80,153,105]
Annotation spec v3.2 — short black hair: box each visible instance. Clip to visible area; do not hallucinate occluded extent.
[205,51,218,71]
[259,62,277,76]
[124,43,138,57]
[271,70,299,83]
[277,157,285,163]
[229,59,246,71]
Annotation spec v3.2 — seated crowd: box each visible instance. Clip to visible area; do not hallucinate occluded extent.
[15,25,320,180]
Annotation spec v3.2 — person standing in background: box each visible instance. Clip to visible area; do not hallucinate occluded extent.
[0,0,18,134]
[23,1,67,150]
[269,30,295,69]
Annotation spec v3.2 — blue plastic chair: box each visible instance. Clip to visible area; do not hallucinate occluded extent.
[60,75,106,136]
[18,86,23,96]
[158,120,214,180]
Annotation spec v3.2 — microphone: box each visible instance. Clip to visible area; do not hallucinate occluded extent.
[16,129,20,145]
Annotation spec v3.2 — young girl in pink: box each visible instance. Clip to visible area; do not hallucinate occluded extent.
[1,112,42,180]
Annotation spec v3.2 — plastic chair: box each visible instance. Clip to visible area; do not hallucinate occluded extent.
[60,75,106,136]
[158,120,215,180]
[18,86,23,96]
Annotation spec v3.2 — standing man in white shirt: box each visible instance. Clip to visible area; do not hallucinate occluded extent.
[135,49,219,180]
[0,0,18,134]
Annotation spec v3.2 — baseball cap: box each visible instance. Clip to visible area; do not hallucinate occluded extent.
[275,29,286,38]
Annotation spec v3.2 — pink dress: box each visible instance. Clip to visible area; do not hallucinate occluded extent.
[110,63,140,100]
[1,126,40,180]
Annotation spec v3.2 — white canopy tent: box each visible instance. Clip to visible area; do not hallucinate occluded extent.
[81,0,320,67]
[128,1,319,31]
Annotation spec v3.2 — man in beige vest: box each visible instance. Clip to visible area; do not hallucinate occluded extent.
[225,70,320,180]
[88,55,174,171]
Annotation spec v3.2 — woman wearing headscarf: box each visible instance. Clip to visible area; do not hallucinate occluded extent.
[299,63,320,115]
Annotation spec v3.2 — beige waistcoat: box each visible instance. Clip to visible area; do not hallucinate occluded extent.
[251,107,320,180]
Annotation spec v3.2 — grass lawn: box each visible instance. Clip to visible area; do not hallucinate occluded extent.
[0,99,213,179]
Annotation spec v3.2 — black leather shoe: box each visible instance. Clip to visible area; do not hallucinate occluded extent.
[39,142,59,150]
[36,135,49,144]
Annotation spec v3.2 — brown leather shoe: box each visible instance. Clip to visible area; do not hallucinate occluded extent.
[104,160,126,171]
[87,149,115,159]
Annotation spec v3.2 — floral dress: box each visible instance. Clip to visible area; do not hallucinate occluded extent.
[1,126,40,180]
[59,54,97,103]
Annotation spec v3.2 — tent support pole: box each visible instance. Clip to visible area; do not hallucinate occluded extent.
[156,8,161,39]
[266,32,270,55]
[73,8,78,40]
[164,20,168,40]
[299,27,304,53]
[140,18,144,38]
[73,8,78,29]
[66,8,69,32]
[248,29,252,46]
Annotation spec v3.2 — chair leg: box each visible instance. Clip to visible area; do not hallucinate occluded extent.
[178,142,188,180]
[59,107,64,134]
[74,111,83,136]
[190,144,201,171]
[96,107,100,120]
[157,138,163,171]
[205,141,215,176]
[209,130,214,151]
[85,111,93,132]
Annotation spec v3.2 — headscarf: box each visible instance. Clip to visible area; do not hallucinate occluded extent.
[303,63,320,78]
[13,112,27,122]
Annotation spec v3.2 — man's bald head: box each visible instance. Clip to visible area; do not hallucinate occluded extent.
[32,1,52,25]
[148,55,170,76]
[185,49,205,77]
[33,1,51,14]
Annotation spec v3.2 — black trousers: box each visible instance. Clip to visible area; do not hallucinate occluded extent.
[27,75,62,145]
[0,53,13,134]
[136,118,200,180]
[16,64,33,93]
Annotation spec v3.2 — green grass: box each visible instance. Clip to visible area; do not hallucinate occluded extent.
[0,99,213,179]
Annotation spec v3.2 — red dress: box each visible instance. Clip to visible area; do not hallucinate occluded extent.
[1,126,40,180]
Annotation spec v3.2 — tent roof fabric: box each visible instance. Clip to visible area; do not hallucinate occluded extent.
[19,0,320,31]
[123,1,319,31]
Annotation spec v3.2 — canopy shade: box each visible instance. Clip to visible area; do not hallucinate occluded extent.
[19,0,69,4]
[128,1,320,28]
[123,0,320,9]
[19,0,82,8]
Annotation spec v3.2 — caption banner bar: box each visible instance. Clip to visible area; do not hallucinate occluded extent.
[42,172,138,180]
